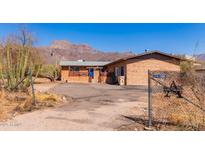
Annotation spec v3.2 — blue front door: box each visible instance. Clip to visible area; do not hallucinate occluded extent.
[89,68,94,78]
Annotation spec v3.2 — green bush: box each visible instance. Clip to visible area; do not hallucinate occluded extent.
[38,64,59,81]
[180,61,192,73]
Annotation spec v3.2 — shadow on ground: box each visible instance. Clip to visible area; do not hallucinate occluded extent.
[118,115,201,131]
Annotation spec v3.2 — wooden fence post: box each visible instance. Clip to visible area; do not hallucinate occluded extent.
[29,69,36,106]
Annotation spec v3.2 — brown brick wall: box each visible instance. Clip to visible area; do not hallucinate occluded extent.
[93,70,99,83]
[61,66,89,83]
[126,55,180,85]
[61,53,181,85]
[105,61,126,73]
[61,66,102,83]
[100,75,107,83]
[66,76,89,83]
[61,66,69,81]
[105,53,181,86]
[104,61,127,84]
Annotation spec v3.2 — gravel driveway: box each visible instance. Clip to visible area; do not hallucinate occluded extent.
[0,83,147,131]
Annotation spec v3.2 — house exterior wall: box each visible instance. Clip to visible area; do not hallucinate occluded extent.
[61,53,181,85]
[61,66,89,83]
[126,54,180,85]
[99,73,107,83]
[106,61,126,72]
[61,66,69,81]
[105,61,127,84]
[105,53,181,86]
[61,66,103,83]
[66,76,89,83]
[93,70,99,83]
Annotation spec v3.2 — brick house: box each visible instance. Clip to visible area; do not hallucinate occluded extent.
[60,60,110,83]
[104,51,182,85]
[194,64,205,74]
[60,51,184,85]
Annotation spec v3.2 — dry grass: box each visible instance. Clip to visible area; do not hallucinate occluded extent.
[120,92,205,131]
[147,71,205,130]
[0,90,70,121]
[152,93,205,130]
[34,78,53,84]
[35,92,63,107]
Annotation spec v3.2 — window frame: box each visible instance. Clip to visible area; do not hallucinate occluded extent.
[70,66,80,72]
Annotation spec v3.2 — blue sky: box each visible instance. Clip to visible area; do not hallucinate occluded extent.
[0,23,204,55]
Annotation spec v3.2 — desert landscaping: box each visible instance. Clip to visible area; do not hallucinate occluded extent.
[0,26,204,131]
[0,82,148,130]
[0,27,148,130]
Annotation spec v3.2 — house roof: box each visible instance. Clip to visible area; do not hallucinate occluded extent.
[105,51,187,66]
[59,51,192,67]
[59,60,111,67]
[194,64,205,71]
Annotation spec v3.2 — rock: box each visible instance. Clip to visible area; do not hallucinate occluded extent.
[62,96,67,101]
[15,96,27,101]
[144,126,153,131]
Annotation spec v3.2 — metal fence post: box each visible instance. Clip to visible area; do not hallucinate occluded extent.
[29,69,36,106]
[148,70,152,128]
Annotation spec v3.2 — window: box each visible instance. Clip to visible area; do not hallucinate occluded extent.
[70,66,80,72]
[115,67,118,77]
[115,66,125,76]
[120,66,125,76]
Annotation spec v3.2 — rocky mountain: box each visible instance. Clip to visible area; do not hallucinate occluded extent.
[194,54,205,61]
[37,40,134,64]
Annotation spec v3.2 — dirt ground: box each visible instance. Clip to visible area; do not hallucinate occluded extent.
[0,83,148,131]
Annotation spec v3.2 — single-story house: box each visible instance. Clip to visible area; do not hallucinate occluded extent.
[60,60,110,83]
[60,51,185,85]
[194,64,205,74]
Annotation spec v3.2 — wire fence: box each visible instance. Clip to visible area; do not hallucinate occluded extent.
[148,70,205,130]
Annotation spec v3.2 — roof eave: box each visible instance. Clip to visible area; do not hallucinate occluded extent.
[105,51,191,66]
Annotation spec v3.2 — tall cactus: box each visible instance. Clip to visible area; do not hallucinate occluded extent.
[3,36,31,90]
[0,48,4,85]
[5,43,15,89]
[0,28,41,91]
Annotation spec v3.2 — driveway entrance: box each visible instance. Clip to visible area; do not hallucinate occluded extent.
[0,83,147,130]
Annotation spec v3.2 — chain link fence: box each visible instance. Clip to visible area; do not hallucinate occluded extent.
[148,70,205,130]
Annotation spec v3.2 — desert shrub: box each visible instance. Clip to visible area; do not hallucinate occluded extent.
[183,71,205,109]
[38,64,59,82]
[0,90,64,120]
[180,61,192,73]
[35,92,59,102]
[153,93,205,130]
[152,68,205,130]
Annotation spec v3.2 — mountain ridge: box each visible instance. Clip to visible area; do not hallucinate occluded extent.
[37,40,135,63]
[36,40,205,64]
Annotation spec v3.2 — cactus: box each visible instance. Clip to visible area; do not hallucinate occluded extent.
[0,28,44,91]
[5,43,15,89]
[0,39,30,90]
[0,48,4,86]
